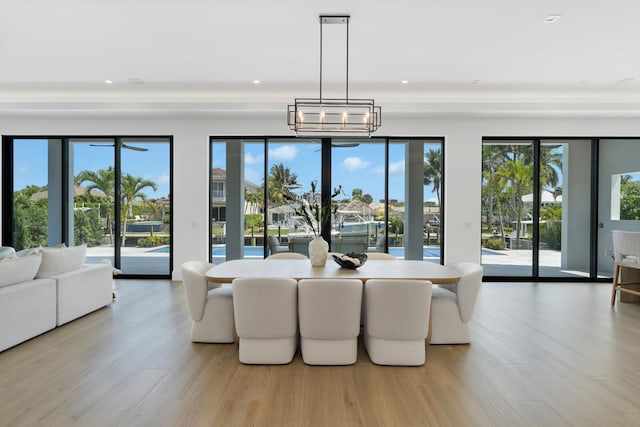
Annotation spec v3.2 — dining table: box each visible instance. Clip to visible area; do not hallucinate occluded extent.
[205,258,461,285]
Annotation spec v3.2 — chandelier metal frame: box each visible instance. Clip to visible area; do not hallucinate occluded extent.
[287,15,381,135]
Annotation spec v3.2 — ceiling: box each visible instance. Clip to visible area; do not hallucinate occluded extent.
[2,0,640,118]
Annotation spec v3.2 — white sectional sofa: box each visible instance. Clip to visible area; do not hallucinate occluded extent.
[0,245,113,352]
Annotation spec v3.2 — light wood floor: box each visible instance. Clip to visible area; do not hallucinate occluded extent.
[1,280,639,427]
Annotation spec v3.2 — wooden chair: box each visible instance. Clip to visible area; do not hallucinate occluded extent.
[611,230,640,306]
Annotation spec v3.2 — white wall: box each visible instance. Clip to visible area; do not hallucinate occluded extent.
[2,114,640,279]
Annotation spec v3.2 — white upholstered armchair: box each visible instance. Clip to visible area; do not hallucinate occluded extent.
[232,277,298,364]
[364,279,431,365]
[430,262,483,344]
[181,261,234,343]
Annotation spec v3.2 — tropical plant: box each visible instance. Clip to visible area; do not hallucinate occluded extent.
[284,181,342,237]
[621,179,640,220]
[74,209,103,246]
[76,167,115,244]
[121,174,157,245]
[13,186,48,250]
[267,163,298,205]
[423,148,442,207]
[497,159,534,248]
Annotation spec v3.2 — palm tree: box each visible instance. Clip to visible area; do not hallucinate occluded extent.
[497,159,534,248]
[268,163,298,205]
[75,167,115,244]
[121,174,157,246]
[538,145,563,190]
[423,148,442,207]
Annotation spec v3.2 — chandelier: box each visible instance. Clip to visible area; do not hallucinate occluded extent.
[288,15,381,135]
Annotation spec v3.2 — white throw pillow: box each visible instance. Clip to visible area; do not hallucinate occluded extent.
[36,244,87,278]
[0,246,16,260]
[0,253,43,288]
[16,247,42,257]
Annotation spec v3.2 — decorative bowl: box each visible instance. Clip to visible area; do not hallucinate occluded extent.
[332,252,367,269]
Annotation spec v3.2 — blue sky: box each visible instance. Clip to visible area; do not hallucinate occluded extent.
[13,139,170,198]
[13,139,440,203]
[214,141,442,203]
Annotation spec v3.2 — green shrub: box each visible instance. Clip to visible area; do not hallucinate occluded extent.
[542,220,561,250]
[137,236,170,247]
[484,237,505,250]
[244,214,263,230]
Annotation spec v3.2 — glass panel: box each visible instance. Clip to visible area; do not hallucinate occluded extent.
[385,141,404,257]
[598,139,640,278]
[539,140,591,278]
[267,139,321,257]
[481,141,534,276]
[423,141,442,263]
[72,138,116,266]
[12,139,56,251]
[244,140,265,257]
[211,140,227,263]
[119,138,171,275]
[331,139,385,255]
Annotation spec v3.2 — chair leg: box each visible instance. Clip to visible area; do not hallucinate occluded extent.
[611,264,620,306]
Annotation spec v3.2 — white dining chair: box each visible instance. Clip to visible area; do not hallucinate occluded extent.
[298,278,363,365]
[364,252,397,260]
[232,277,298,364]
[364,279,431,365]
[266,252,308,260]
[181,261,234,343]
[611,230,640,306]
[430,262,483,344]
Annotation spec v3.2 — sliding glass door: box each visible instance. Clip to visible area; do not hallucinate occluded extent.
[597,139,640,278]
[7,138,61,250]
[3,136,172,277]
[209,137,443,262]
[481,137,611,280]
[481,141,534,276]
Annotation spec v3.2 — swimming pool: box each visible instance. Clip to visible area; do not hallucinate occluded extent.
[149,245,500,257]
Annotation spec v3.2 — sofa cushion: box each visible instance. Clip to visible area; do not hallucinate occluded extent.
[36,244,87,278]
[0,253,43,288]
[0,246,16,260]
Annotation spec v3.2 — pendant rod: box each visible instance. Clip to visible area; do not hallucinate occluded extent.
[319,17,323,101]
[346,17,349,101]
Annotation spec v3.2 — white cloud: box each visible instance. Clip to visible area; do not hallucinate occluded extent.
[340,157,370,172]
[374,160,404,176]
[389,160,405,177]
[244,167,262,184]
[17,166,29,173]
[268,145,297,161]
[245,152,263,164]
[154,172,170,184]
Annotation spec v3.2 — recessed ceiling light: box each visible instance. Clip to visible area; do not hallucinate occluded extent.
[542,14,561,23]
[104,80,113,84]
[615,78,635,85]
[401,80,409,84]
[253,80,261,84]
[128,77,144,85]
